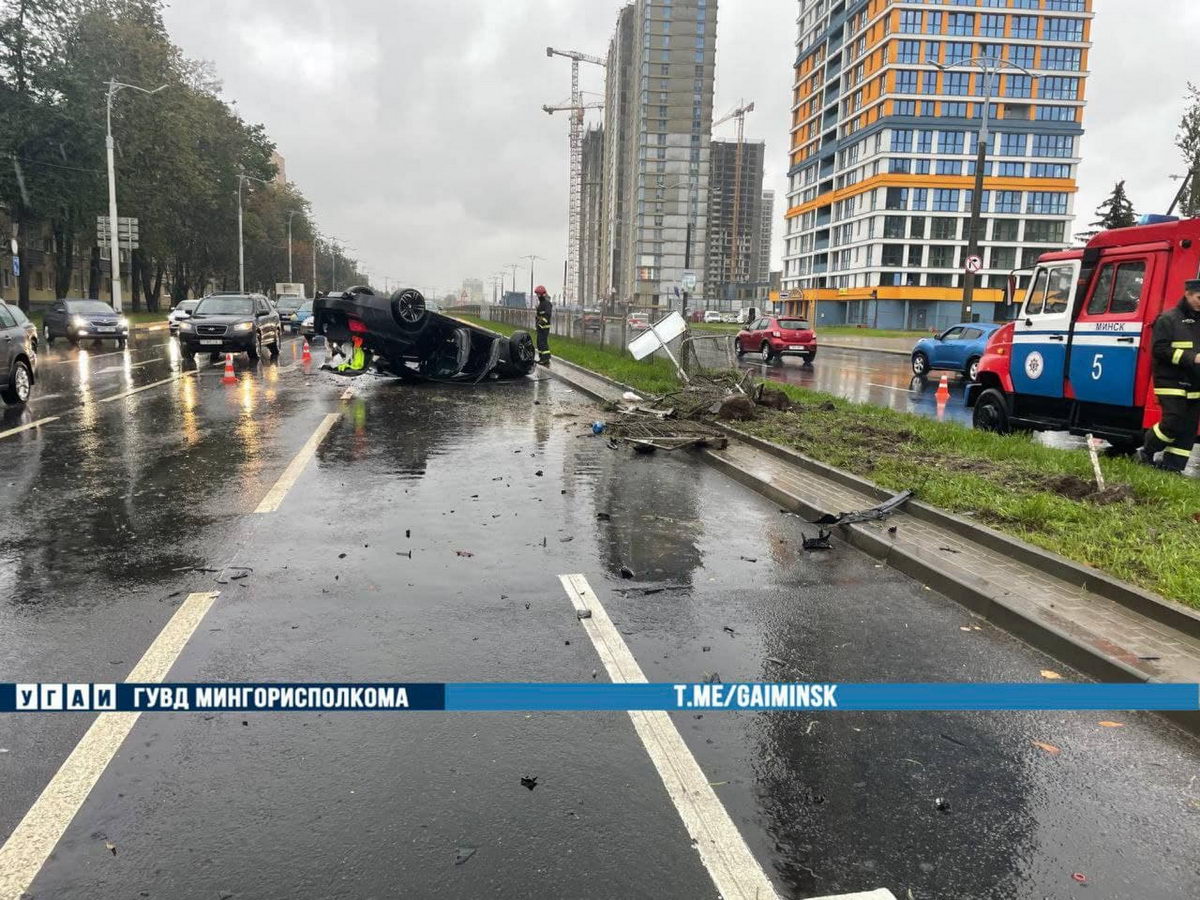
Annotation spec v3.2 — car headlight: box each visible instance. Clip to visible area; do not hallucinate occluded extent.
[233,322,254,332]
[118,317,129,329]
[178,321,194,332]
[71,315,87,329]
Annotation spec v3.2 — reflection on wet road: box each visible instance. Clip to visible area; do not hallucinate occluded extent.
[1,331,1196,900]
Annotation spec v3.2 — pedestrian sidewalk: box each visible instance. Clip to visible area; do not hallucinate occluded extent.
[546,356,1200,736]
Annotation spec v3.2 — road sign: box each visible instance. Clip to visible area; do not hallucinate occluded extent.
[628,311,687,361]
[12,256,19,278]
[681,270,697,292]
[965,255,983,273]
[96,215,140,250]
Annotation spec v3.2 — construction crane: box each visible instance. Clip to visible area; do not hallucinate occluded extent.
[712,100,756,288]
[545,46,606,309]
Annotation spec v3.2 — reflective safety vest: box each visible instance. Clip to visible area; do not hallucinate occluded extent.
[1150,298,1200,400]
[337,343,367,373]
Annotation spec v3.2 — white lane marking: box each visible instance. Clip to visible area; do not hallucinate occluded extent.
[0,591,218,900]
[558,573,781,900]
[341,387,354,400]
[93,357,164,375]
[0,417,60,441]
[867,382,918,394]
[254,413,341,513]
[98,370,193,403]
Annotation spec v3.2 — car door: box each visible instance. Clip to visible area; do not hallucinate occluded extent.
[0,304,17,377]
[930,326,964,367]
[255,298,272,340]
[957,327,984,367]
[1010,259,1079,398]
[47,301,65,337]
[1068,256,1150,408]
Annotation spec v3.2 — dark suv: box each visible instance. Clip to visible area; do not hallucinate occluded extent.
[43,298,129,348]
[177,293,282,361]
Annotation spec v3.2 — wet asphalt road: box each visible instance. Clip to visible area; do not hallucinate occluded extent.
[1,328,1198,899]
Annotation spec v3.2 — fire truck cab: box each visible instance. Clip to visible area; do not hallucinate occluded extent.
[967,216,1200,450]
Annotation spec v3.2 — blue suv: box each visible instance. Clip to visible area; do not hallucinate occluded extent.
[911,322,1002,382]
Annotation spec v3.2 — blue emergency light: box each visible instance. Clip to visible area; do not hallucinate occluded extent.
[1137,214,1180,226]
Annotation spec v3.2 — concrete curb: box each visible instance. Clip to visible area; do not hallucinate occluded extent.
[540,354,1200,737]
[821,341,912,357]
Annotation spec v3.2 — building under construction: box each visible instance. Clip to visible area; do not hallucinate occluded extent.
[578,126,605,309]
[706,139,767,307]
[597,0,719,312]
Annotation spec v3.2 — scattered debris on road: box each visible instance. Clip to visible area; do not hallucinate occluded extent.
[520,775,538,790]
[815,489,913,527]
[802,529,833,551]
[455,549,474,558]
[455,846,477,866]
[619,566,635,579]
[934,797,951,814]
[1031,740,1062,755]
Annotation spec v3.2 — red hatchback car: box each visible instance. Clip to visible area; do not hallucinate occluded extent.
[735,315,817,365]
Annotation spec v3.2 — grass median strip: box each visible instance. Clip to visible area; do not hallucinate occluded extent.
[463,314,1200,609]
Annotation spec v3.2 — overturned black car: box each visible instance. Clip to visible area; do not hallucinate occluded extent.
[312,286,537,382]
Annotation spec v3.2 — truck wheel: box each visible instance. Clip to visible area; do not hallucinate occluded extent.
[912,352,929,377]
[964,356,980,381]
[390,288,428,332]
[973,388,1012,434]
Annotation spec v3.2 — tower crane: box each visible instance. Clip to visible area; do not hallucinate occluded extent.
[545,46,606,309]
[713,100,756,288]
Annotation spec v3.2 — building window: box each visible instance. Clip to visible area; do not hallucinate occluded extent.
[936,160,963,176]
[885,187,909,210]
[895,69,918,93]
[1041,77,1079,100]
[897,40,920,64]
[884,216,906,238]
[931,217,958,240]
[980,14,1004,38]
[944,72,969,95]
[1011,16,1037,39]
[1043,47,1082,70]
[892,128,914,152]
[1032,133,1074,157]
[990,246,1017,270]
[1009,45,1035,68]
[945,42,971,64]
[1044,17,1084,42]
[1027,192,1069,215]
[881,244,905,267]
[1030,162,1071,178]
[948,13,974,36]
[1037,105,1076,122]
[994,191,1022,213]
[1026,220,1065,243]
[933,190,960,212]
[890,157,912,174]
[997,161,1024,177]
[992,219,1020,241]
[1007,75,1032,99]
[997,132,1027,156]
[912,188,929,210]
[916,130,934,154]
[900,10,922,34]
[939,131,965,154]
[942,102,968,117]
[929,245,957,268]
[895,100,917,116]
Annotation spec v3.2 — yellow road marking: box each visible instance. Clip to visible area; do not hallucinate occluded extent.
[0,592,218,900]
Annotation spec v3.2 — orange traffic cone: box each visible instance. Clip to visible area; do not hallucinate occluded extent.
[222,352,236,384]
[301,339,311,363]
[935,373,950,403]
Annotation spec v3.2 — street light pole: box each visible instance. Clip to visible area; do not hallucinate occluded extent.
[236,166,269,293]
[287,210,297,283]
[103,78,167,312]
[522,254,544,298]
[930,56,1035,323]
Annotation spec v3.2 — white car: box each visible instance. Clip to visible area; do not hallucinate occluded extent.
[703,310,723,323]
[167,300,199,334]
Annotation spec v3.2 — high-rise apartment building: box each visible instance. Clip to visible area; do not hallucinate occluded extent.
[759,189,775,283]
[600,0,718,311]
[707,139,766,306]
[782,0,1092,330]
[579,127,606,307]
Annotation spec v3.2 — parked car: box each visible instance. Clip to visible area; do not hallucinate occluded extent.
[735,315,817,365]
[43,298,129,348]
[298,307,316,342]
[911,322,1002,381]
[628,312,649,332]
[703,310,723,324]
[176,293,282,361]
[289,300,314,335]
[313,286,536,381]
[720,312,739,324]
[167,299,199,334]
[582,308,602,331]
[0,301,37,406]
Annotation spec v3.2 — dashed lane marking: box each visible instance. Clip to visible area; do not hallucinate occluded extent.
[558,573,782,900]
[253,413,341,513]
[98,370,195,403]
[0,591,219,900]
[0,417,60,442]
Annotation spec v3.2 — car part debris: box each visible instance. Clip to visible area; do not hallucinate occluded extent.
[314,287,537,383]
[802,529,833,551]
[455,847,477,866]
[815,489,913,527]
[576,609,592,620]
[619,566,635,579]
[592,421,606,434]
[934,797,951,814]
[603,412,728,454]
[520,775,538,790]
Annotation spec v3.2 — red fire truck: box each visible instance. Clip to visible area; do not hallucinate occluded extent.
[967,216,1200,452]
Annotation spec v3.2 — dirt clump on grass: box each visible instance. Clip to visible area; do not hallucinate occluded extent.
[1045,473,1136,505]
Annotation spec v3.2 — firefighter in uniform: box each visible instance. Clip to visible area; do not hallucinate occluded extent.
[534,285,552,367]
[1138,278,1200,472]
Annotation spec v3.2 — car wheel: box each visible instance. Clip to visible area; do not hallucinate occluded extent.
[390,288,428,332]
[734,338,744,358]
[43,325,53,348]
[760,341,774,362]
[972,388,1012,434]
[964,356,980,382]
[269,331,281,359]
[247,330,262,360]
[508,331,537,373]
[68,335,79,348]
[117,338,127,350]
[912,351,929,377]
[803,353,815,368]
[2,359,32,406]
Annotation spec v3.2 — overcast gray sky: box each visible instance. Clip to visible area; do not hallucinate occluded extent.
[162,0,1195,297]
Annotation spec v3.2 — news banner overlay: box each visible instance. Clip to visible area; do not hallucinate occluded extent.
[2,682,1197,712]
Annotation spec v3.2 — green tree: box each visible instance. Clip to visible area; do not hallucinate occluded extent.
[1176,82,1200,218]
[1075,180,1137,243]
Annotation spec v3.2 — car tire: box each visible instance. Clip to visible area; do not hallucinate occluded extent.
[972,388,1012,434]
[964,356,980,382]
[269,331,281,359]
[803,352,816,367]
[248,330,262,360]
[390,288,428,332]
[2,358,32,406]
[117,338,127,350]
[43,325,53,348]
[760,341,774,362]
[68,335,79,348]
[912,351,929,377]
[734,338,744,358]
[508,331,537,373]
